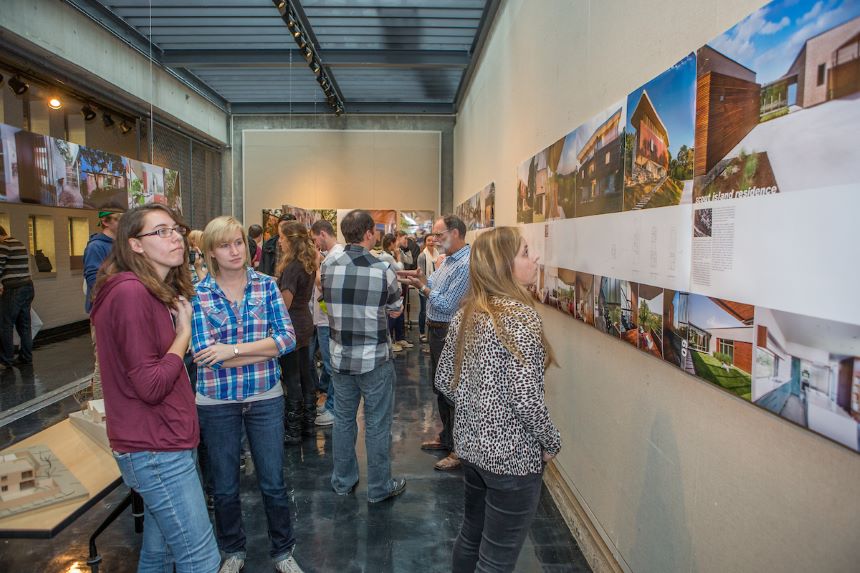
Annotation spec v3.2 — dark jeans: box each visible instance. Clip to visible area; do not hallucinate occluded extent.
[311,325,334,413]
[0,281,34,364]
[418,295,427,335]
[452,461,544,573]
[280,346,315,406]
[197,396,295,561]
[429,323,455,450]
[388,313,405,342]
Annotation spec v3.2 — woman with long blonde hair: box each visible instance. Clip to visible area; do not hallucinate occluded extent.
[276,220,320,444]
[435,226,561,573]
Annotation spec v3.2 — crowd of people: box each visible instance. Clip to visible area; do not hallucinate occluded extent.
[1,203,563,573]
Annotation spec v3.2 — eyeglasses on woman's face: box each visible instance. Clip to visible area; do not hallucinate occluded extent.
[136,225,188,239]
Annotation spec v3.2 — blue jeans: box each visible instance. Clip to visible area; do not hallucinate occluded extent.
[112,450,219,573]
[312,325,334,413]
[0,281,34,364]
[197,396,295,561]
[331,359,397,502]
[452,461,544,573]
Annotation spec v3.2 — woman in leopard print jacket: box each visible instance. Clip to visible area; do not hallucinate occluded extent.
[436,226,561,573]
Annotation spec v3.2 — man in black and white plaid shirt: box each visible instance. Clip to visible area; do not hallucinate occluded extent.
[321,209,407,503]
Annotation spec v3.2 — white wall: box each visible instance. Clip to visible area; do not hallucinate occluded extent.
[242,129,440,227]
[454,1,860,572]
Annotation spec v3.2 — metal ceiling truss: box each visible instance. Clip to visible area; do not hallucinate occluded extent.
[273,0,344,115]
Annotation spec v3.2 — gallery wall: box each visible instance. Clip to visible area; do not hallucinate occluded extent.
[242,129,440,228]
[454,1,860,572]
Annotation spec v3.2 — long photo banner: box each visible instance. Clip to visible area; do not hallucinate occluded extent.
[0,123,181,212]
[517,0,860,454]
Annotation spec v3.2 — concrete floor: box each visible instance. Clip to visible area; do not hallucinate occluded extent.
[0,331,589,572]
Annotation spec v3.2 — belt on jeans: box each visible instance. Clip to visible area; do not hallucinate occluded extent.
[427,320,449,329]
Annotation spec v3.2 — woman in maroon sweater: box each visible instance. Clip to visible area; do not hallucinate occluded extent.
[91,204,219,573]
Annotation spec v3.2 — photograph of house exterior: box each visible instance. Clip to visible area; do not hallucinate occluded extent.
[542,266,576,316]
[574,107,625,217]
[516,155,535,223]
[480,183,495,228]
[399,210,434,235]
[0,124,21,202]
[574,272,595,326]
[619,281,639,346]
[50,138,82,208]
[637,285,664,358]
[694,0,860,201]
[543,137,573,220]
[623,53,696,210]
[664,292,754,398]
[753,308,860,451]
[15,130,57,206]
[79,146,127,210]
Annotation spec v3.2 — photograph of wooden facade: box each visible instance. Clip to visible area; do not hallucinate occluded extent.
[694,45,760,181]
[575,108,623,217]
[630,91,670,180]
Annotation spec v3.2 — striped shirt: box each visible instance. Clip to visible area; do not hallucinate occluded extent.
[0,236,31,286]
[426,244,471,323]
[321,244,402,375]
[190,267,296,401]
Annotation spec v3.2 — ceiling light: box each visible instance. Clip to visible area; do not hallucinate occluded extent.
[119,119,133,134]
[302,46,313,63]
[296,36,307,50]
[276,0,287,15]
[335,106,343,117]
[48,97,63,110]
[310,61,321,76]
[8,75,28,96]
[81,104,96,121]
[102,113,115,128]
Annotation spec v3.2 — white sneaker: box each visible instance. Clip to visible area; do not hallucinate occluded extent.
[397,339,414,348]
[391,342,403,352]
[315,409,334,426]
[219,555,244,573]
[274,553,304,573]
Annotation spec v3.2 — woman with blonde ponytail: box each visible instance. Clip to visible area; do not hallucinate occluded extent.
[435,226,561,573]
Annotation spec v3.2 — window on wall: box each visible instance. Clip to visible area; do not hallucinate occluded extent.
[817,63,826,86]
[27,215,55,274]
[68,217,89,271]
[719,339,735,362]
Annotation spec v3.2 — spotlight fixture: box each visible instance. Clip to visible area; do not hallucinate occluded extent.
[102,113,115,128]
[119,119,133,134]
[8,75,29,96]
[81,104,97,121]
[48,97,63,110]
[310,61,321,76]
[296,36,307,50]
[302,46,314,63]
[276,0,287,15]
[335,105,343,117]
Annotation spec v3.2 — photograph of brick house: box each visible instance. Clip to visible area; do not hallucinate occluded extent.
[516,154,535,223]
[753,308,860,451]
[694,0,860,201]
[574,107,625,217]
[664,291,754,398]
[623,53,696,210]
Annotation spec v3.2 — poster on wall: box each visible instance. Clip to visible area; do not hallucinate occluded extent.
[335,209,398,247]
[399,210,435,236]
[456,182,495,231]
[281,204,337,233]
[78,146,127,210]
[164,168,182,213]
[689,0,860,324]
[753,307,860,452]
[262,208,283,243]
[0,124,21,202]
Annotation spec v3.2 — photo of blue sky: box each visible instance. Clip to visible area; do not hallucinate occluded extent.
[709,0,860,84]
[625,53,696,159]
[687,294,745,329]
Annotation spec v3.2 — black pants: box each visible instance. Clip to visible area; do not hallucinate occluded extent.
[452,461,544,573]
[429,323,455,451]
[280,346,315,406]
[0,281,34,365]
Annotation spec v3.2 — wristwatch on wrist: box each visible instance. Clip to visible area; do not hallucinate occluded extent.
[233,345,240,357]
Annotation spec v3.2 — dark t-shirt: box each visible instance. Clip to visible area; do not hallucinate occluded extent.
[278,259,315,347]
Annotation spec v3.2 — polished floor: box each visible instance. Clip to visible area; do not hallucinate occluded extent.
[0,331,589,572]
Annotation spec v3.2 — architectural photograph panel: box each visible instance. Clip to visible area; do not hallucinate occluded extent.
[516,154,536,223]
[479,182,495,228]
[547,135,577,220]
[694,0,860,202]
[540,266,577,316]
[574,272,595,326]
[637,284,664,358]
[623,53,697,210]
[0,124,21,203]
[562,100,626,217]
[595,276,622,337]
[619,281,639,347]
[78,146,127,210]
[753,307,860,452]
[399,210,435,235]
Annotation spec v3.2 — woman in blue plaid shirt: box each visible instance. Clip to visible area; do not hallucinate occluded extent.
[190,216,304,573]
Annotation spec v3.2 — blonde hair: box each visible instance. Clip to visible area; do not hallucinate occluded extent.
[202,216,250,276]
[187,229,203,250]
[276,220,318,276]
[452,227,556,387]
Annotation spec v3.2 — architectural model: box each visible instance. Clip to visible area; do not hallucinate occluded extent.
[0,445,88,519]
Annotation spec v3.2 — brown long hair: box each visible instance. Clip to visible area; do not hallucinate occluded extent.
[452,227,556,388]
[94,204,194,305]
[276,221,318,276]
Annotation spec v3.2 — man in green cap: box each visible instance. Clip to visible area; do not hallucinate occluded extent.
[83,210,121,397]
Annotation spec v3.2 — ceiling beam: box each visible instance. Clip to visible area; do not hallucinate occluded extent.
[163,49,470,69]
[231,101,454,115]
[454,0,501,113]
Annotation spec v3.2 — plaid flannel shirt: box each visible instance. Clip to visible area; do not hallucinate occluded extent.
[191,267,295,400]
[321,244,403,375]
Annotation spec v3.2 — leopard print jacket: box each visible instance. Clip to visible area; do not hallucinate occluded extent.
[435,297,561,475]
